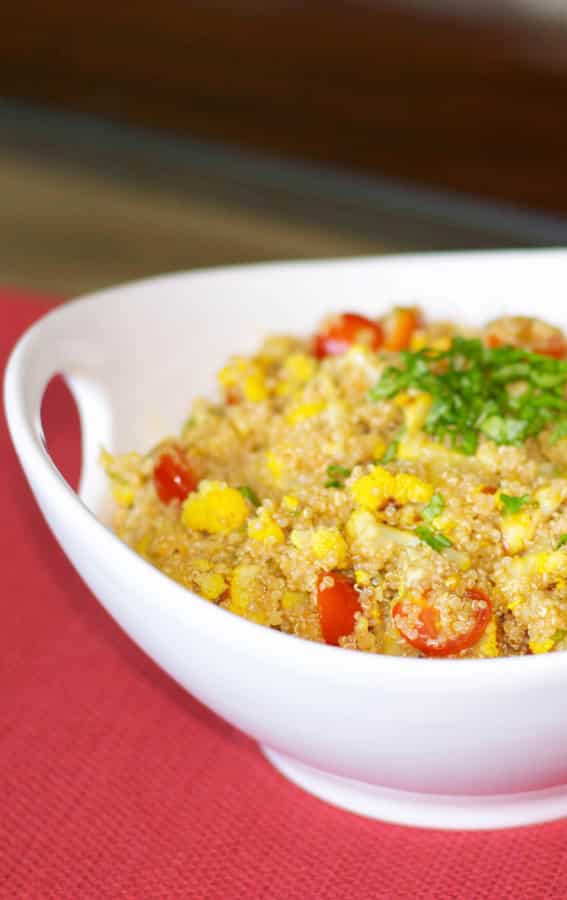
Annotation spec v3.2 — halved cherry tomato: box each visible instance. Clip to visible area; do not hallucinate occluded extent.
[485,317,567,359]
[317,571,361,646]
[312,313,383,359]
[392,587,492,657]
[153,446,198,503]
[487,332,567,359]
[537,333,567,360]
[225,386,241,405]
[383,307,422,352]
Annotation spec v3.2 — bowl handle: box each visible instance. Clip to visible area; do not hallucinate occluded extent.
[4,311,114,519]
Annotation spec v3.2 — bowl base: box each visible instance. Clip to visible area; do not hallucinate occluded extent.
[262,746,567,830]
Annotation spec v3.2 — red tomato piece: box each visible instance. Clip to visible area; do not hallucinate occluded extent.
[536,334,567,360]
[392,587,492,658]
[224,386,241,405]
[485,318,567,359]
[317,571,361,646]
[488,333,567,358]
[153,447,198,504]
[312,313,383,359]
[383,307,422,352]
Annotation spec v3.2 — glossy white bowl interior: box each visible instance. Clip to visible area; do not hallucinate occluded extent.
[5,250,567,830]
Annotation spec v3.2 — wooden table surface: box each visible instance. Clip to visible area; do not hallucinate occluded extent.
[4,1,567,217]
[2,102,566,298]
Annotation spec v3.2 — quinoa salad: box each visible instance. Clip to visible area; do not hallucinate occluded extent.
[102,306,567,658]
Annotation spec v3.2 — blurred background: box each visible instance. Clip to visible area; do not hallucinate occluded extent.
[3,0,567,297]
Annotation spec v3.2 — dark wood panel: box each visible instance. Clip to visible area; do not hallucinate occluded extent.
[3,2,567,214]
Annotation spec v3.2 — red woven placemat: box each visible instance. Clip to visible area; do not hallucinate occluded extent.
[2,289,567,899]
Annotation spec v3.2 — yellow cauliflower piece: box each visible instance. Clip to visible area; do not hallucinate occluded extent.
[393,473,433,505]
[311,528,348,568]
[285,400,326,426]
[282,494,300,513]
[218,357,268,402]
[229,564,266,624]
[346,509,381,553]
[290,526,348,568]
[283,353,317,384]
[247,509,285,544]
[346,509,419,555]
[500,512,538,555]
[350,466,433,510]
[194,571,227,601]
[182,481,249,534]
[350,467,395,511]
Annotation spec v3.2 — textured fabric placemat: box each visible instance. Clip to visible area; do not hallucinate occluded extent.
[2,289,567,899]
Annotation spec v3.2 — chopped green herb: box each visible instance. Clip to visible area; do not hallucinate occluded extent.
[479,416,528,445]
[380,432,403,464]
[414,526,453,552]
[553,628,567,644]
[500,493,530,516]
[325,463,351,489]
[460,429,479,455]
[369,338,567,454]
[557,534,567,549]
[550,420,567,445]
[326,463,351,480]
[422,492,445,522]
[238,485,260,507]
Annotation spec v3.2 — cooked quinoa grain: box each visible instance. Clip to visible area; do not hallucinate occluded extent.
[103,307,567,658]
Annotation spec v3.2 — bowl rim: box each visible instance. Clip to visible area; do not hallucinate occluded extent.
[6,248,567,688]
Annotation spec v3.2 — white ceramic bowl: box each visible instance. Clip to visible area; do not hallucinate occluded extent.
[5,250,567,830]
